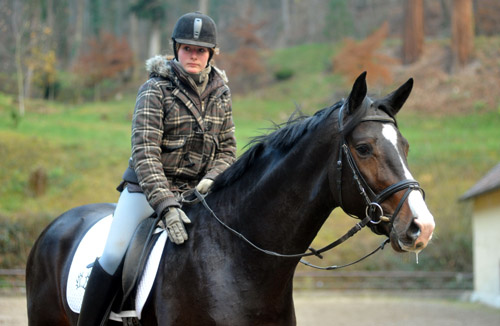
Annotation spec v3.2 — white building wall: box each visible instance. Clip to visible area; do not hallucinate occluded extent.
[471,190,500,308]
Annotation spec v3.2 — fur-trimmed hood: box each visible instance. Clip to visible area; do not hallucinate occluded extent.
[145,55,228,83]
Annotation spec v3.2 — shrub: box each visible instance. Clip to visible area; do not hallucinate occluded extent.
[274,68,294,81]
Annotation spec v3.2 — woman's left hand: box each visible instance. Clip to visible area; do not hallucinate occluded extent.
[196,179,214,194]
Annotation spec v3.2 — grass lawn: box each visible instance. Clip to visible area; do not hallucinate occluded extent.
[1,42,499,272]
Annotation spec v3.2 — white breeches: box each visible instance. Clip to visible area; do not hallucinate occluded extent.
[99,188,154,274]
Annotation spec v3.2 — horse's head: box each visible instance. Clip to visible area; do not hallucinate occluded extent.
[333,72,435,253]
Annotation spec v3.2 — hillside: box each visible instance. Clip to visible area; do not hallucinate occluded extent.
[1,38,499,273]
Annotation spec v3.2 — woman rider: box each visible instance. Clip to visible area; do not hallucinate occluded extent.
[77,12,237,326]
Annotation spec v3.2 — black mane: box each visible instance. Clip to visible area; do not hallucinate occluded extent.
[212,101,348,191]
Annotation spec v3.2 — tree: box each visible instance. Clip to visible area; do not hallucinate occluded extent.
[218,16,267,92]
[72,32,134,101]
[11,0,42,116]
[12,1,26,117]
[71,0,86,64]
[280,0,291,47]
[476,0,500,35]
[401,0,424,64]
[130,0,167,58]
[333,22,398,86]
[451,0,474,70]
[199,0,209,13]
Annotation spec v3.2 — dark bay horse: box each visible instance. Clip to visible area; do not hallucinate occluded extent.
[26,72,435,325]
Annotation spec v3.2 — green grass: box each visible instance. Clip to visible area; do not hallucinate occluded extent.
[1,42,500,271]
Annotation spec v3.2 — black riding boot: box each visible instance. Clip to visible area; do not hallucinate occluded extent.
[77,259,119,326]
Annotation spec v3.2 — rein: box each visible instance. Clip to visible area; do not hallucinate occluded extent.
[184,103,425,270]
[187,189,389,270]
[189,189,388,268]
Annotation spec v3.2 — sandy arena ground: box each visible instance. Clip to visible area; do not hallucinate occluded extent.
[2,291,500,325]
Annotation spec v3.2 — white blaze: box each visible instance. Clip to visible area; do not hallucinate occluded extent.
[382,125,435,248]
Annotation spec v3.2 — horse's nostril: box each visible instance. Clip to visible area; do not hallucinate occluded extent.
[406,219,420,240]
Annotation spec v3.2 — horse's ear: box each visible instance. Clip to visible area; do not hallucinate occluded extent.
[346,71,368,114]
[376,78,413,116]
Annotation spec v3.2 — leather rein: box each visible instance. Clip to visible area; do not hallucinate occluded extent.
[185,104,425,270]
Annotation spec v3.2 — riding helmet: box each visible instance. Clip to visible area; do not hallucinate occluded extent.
[172,12,218,61]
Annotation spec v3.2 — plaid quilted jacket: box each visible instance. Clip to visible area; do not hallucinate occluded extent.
[130,56,236,217]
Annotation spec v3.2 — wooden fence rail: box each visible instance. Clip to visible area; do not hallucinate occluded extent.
[0,269,473,291]
[294,270,473,290]
[0,269,26,289]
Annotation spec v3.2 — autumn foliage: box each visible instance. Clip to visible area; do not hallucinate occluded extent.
[218,18,267,92]
[72,32,134,89]
[476,0,500,35]
[332,22,398,86]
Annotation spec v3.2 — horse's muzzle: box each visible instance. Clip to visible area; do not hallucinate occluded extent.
[390,215,435,252]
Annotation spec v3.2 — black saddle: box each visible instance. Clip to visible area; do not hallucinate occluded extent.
[112,215,163,315]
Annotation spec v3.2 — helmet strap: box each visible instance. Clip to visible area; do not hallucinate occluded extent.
[207,48,214,66]
[172,39,179,60]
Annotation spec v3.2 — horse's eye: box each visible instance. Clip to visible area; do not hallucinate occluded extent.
[355,144,372,156]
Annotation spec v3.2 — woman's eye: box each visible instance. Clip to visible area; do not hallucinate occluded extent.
[355,144,372,156]
[198,48,206,53]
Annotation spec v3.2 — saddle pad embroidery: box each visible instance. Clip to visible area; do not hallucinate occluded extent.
[66,214,168,321]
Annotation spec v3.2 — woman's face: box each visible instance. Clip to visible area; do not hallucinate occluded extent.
[178,44,210,74]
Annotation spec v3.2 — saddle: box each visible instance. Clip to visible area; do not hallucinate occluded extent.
[67,191,201,323]
[66,214,167,323]
[112,215,163,315]
[112,190,201,320]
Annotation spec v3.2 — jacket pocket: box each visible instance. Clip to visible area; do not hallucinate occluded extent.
[160,135,187,175]
[161,135,186,153]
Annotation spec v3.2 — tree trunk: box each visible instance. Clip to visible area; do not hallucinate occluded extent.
[129,13,142,79]
[148,21,161,58]
[451,0,474,70]
[280,0,291,47]
[71,0,85,64]
[12,0,25,116]
[14,33,25,117]
[199,0,209,14]
[401,0,424,64]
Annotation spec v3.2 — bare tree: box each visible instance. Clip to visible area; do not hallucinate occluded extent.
[149,21,161,57]
[199,0,209,13]
[12,0,27,116]
[280,0,290,47]
[451,0,474,70]
[71,0,85,64]
[130,0,166,58]
[401,0,424,64]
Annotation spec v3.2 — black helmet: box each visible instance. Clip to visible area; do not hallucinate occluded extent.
[172,12,217,60]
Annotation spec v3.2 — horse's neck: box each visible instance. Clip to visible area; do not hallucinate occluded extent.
[216,129,338,257]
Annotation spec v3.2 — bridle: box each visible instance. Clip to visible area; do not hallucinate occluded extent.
[335,102,425,227]
[186,102,425,270]
[299,102,425,269]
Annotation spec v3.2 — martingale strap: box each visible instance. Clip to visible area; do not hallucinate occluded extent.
[300,238,390,271]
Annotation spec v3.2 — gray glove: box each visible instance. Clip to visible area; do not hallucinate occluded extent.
[196,178,214,194]
[163,207,191,245]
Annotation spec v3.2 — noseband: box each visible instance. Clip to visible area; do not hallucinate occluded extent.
[335,103,425,226]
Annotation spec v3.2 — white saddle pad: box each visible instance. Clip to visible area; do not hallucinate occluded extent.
[66,214,167,321]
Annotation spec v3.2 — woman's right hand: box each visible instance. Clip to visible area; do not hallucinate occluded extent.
[163,208,191,245]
